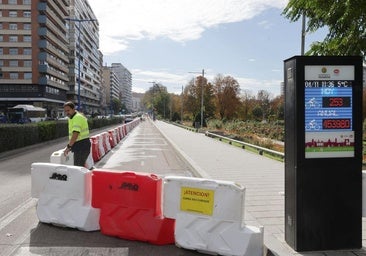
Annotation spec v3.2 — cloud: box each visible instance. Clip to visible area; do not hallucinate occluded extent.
[236,77,282,97]
[88,0,288,54]
[129,68,281,97]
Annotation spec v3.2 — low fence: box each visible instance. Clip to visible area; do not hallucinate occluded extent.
[205,131,285,161]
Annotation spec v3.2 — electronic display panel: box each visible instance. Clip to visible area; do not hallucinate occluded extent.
[304,65,354,158]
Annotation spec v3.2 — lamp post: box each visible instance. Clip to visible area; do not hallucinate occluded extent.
[180,85,183,123]
[301,14,306,55]
[189,69,205,128]
[65,17,97,110]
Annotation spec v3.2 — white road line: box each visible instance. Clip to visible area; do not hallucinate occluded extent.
[0,197,37,231]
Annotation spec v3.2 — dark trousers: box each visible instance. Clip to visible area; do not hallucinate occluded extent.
[72,138,91,167]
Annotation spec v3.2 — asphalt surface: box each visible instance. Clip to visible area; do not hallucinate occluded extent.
[2,119,366,256]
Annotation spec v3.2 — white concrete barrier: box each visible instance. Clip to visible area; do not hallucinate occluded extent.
[50,149,73,166]
[31,163,100,231]
[163,176,245,221]
[163,176,263,256]
[175,212,263,256]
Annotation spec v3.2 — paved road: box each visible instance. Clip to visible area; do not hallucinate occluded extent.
[152,120,366,256]
[2,119,366,256]
[0,121,201,256]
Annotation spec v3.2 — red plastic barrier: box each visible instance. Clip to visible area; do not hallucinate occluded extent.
[101,132,110,152]
[90,136,101,162]
[108,130,116,148]
[114,128,121,143]
[121,124,127,137]
[117,126,123,140]
[91,170,175,245]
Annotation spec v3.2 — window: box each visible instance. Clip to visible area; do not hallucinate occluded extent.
[24,73,32,79]
[23,35,31,42]
[9,35,18,42]
[23,23,31,30]
[23,48,31,55]
[0,36,3,42]
[0,48,3,55]
[9,0,17,4]
[23,0,31,4]
[10,73,18,79]
[0,23,2,29]
[24,60,31,67]
[9,48,18,55]
[9,60,18,67]
[0,60,3,67]
[9,11,18,18]
[9,23,17,30]
[23,11,31,18]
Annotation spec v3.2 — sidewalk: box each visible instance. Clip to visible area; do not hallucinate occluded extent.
[153,120,366,256]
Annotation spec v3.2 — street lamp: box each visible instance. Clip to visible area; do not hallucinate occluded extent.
[301,14,306,55]
[65,17,97,110]
[189,69,205,128]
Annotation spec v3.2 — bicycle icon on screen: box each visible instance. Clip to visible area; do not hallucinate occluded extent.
[305,97,321,109]
[305,119,320,130]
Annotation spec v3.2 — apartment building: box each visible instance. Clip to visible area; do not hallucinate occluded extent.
[111,63,132,112]
[0,0,102,117]
[0,0,70,117]
[67,0,101,115]
[102,66,120,115]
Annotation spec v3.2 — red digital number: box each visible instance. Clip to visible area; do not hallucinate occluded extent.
[322,119,350,129]
[329,97,343,107]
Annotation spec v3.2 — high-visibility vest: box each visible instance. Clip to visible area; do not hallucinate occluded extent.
[68,112,89,141]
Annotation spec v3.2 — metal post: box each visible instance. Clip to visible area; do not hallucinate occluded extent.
[77,23,81,109]
[301,14,306,55]
[181,85,183,123]
[200,69,205,128]
[65,18,97,110]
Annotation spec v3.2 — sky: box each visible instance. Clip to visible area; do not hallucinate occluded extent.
[87,0,327,98]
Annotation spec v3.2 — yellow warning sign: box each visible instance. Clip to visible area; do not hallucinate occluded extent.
[180,187,215,216]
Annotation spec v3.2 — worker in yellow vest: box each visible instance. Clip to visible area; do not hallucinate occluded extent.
[63,101,91,167]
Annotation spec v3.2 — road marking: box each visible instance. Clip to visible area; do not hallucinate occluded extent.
[0,197,37,231]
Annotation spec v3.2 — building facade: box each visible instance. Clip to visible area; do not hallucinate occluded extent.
[67,0,100,115]
[111,63,132,112]
[0,0,70,117]
[102,66,120,115]
[0,0,102,118]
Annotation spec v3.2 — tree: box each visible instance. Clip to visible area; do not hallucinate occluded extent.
[213,74,241,120]
[269,95,284,121]
[257,90,271,120]
[111,98,122,114]
[142,83,170,118]
[183,76,215,124]
[282,0,366,58]
[238,90,255,121]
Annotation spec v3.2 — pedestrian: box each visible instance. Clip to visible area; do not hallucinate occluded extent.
[63,101,91,167]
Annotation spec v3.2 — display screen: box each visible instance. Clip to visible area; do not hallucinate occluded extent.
[322,97,351,108]
[304,65,355,158]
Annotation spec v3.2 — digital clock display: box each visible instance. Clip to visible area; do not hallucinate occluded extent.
[322,119,351,129]
[322,97,351,108]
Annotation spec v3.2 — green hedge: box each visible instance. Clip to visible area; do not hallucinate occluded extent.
[0,117,124,154]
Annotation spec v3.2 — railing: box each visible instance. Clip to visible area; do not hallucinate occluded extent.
[168,121,284,161]
[205,131,285,161]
